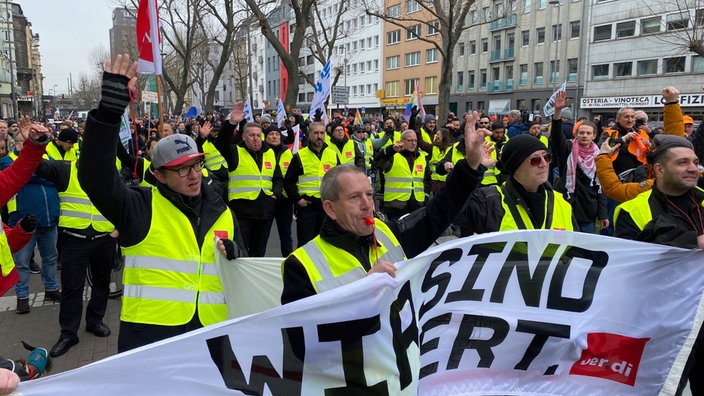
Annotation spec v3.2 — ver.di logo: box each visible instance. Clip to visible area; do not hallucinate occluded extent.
[569,332,650,386]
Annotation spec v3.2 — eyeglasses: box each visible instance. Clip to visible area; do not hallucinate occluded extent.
[162,159,204,177]
[528,153,552,167]
[479,121,491,125]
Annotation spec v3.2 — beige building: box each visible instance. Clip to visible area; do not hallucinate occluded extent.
[381,0,441,116]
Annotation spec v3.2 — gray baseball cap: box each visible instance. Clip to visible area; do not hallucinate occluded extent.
[150,134,205,168]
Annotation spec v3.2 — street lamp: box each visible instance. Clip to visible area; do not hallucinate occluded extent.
[549,0,561,91]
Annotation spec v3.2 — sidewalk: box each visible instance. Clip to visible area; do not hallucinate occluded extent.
[0,276,122,376]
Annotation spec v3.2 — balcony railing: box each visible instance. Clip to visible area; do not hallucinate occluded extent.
[534,76,544,85]
[490,51,502,62]
[504,48,515,59]
[567,73,578,82]
[489,14,517,31]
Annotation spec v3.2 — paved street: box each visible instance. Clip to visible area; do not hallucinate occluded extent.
[0,226,288,377]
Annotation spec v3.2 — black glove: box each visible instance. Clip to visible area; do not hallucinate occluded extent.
[221,239,244,260]
[411,105,419,119]
[19,214,37,233]
[98,71,132,123]
[314,108,323,121]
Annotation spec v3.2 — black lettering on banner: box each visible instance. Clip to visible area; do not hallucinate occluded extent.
[446,242,508,304]
[448,314,509,370]
[547,246,608,312]
[490,242,560,306]
[206,327,305,395]
[318,316,388,395]
[418,313,451,379]
[513,320,571,371]
[419,248,463,320]
[389,281,419,390]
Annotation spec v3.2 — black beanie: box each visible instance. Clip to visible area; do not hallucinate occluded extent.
[263,125,280,137]
[496,134,549,175]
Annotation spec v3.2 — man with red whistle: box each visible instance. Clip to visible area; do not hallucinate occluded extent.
[281,113,490,304]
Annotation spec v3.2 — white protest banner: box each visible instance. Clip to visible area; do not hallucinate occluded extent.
[141,90,158,103]
[19,231,704,395]
[543,81,567,117]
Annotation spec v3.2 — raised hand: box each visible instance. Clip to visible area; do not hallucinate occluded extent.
[662,86,680,103]
[200,121,212,139]
[229,101,245,125]
[100,54,138,115]
[464,111,490,170]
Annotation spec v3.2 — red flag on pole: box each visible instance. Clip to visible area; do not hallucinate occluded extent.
[136,0,162,75]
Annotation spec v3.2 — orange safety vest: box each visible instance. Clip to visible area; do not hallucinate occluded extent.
[605,128,649,164]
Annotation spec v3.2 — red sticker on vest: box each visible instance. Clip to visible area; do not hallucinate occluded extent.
[214,230,229,240]
[283,161,290,169]
[416,164,423,174]
[264,161,272,170]
[346,151,352,158]
[323,164,331,172]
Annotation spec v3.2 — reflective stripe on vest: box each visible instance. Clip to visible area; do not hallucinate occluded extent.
[58,162,114,232]
[203,140,226,171]
[292,220,405,293]
[121,188,234,326]
[383,153,426,202]
[227,146,275,201]
[278,148,293,197]
[297,147,338,198]
[496,185,574,231]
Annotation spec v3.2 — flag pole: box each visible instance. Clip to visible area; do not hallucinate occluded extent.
[156,75,165,138]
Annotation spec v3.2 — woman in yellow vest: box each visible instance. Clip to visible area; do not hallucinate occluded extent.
[77,55,247,353]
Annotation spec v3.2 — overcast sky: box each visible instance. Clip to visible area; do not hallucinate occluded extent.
[16,0,115,96]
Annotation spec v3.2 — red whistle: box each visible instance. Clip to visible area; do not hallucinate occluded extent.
[364,216,375,225]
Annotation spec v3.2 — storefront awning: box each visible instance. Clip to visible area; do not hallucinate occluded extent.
[487,99,510,115]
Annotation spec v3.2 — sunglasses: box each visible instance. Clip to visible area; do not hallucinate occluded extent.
[528,152,552,166]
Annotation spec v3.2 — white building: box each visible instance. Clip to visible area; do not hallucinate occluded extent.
[583,0,704,121]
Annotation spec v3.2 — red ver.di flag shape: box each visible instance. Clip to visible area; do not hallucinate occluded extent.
[136,0,162,75]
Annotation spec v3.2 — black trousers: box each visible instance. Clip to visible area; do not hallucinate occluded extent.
[295,202,324,247]
[58,232,116,338]
[118,314,202,353]
[238,217,274,257]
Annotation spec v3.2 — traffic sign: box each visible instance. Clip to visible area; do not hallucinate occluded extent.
[331,86,349,105]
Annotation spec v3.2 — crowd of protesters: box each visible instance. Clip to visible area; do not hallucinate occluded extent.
[0,50,703,394]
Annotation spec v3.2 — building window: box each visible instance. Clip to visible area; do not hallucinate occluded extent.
[534,62,544,84]
[481,38,488,52]
[468,71,475,89]
[521,30,529,46]
[387,4,401,17]
[519,63,528,85]
[667,12,690,30]
[407,24,421,40]
[387,30,401,44]
[458,42,465,56]
[536,27,545,44]
[385,81,400,97]
[616,21,636,38]
[404,79,418,96]
[549,60,560,83]
[470,10,477,24]
[524,0,532,13]
[593,24,612,41]
[405,51,421,66]
[456,71,464,90]
[638,59,658,76]
[538,0,547,9]
[692,56,704,72]
[406,0,421,13]
[480,69,487,88]
[374,59,379,70]
[470,40,476,54]
[425,76,438,94]
[614,61,632,77]
[641,16,661,34]
[426,48,438,63]
[552,24,562,41]
[570,20,580,38]
[592,64,609,79]
[386,55,400,69]
[665,56,686,73]
[428,20,439,35]
[567,58,578,82]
